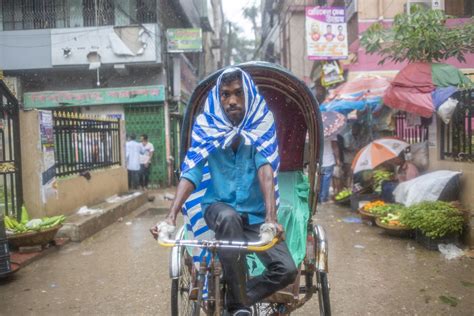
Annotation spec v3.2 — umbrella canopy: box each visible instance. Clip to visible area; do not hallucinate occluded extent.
[322,111,346,138]
[383,63,472,118]
[321,75,391,114]
[352,137,409,173]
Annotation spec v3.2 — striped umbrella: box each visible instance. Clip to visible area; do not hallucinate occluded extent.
[352,137,409,173]
[321,75,391,114]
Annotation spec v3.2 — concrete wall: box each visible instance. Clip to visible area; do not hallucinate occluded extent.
[288,10,314,83]
[0,29,52,70]
[358,0,406,20]
[20,110,128,219]
[428,118,474,248]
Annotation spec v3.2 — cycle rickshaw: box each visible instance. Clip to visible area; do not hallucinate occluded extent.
[158,62,330,315]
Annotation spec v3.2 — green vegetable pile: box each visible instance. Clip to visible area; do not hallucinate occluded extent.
[373,170,393,193]
[399,201,464,239]
[369,204,405,217]
[3,206,66,234]
[335,188,351,201]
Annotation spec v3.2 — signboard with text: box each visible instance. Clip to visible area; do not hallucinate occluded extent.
[306,6,348,60]
[166,28,203,53]
[24,85,165,109]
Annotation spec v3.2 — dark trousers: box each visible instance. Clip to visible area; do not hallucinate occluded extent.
[139,164,151,188]
[204,203,297,310]
[128,170,139,190]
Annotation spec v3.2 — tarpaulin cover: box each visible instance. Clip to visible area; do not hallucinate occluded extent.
[383,63,472,118]
[247,171,309,276]
[393,170,462,206]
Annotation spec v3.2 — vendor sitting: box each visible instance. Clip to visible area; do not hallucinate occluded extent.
[396,149,419,182]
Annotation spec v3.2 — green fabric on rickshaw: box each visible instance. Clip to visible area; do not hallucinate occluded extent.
[247,171,310,276]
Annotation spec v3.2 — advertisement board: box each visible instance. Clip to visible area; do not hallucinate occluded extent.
[306,7,348,60]
[166,28,203,53]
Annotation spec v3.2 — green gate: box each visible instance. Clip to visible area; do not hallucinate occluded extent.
[124,104,167,187]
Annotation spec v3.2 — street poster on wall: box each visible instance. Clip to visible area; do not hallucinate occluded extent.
[306,6,348,60]
[39,110,57,203]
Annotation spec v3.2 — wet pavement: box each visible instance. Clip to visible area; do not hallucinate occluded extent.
[1,201,473,315]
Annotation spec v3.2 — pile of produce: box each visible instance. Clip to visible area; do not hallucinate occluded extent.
[399,201,463,239]
[364,202,405,217]
[373,170,394,193]
[380,212,406,227]
[3,206,66,234]
[335,188,351,201]
[362,200,385,213]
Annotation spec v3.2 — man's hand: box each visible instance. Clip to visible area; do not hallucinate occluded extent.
[150,220,176,240]
[265,217,283,234]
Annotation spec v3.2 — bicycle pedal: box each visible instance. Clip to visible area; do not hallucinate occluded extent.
[188,287,199,300]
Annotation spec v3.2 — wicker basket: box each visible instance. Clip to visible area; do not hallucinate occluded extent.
[7,225,62,249]
[335,195,351,206]
[375,218,414,238]
[358,208,379,224]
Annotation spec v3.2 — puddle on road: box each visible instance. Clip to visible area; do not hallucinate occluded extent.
[136,208,168,218]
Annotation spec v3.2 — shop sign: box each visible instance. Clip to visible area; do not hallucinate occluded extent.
[306,6,348,60]
[24,85,165,109]
[166,28,203,53]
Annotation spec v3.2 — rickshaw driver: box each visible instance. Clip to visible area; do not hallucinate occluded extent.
[152,69,297,316]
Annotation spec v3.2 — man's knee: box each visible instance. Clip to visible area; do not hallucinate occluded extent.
[205,203,242,233]
[280,262,298,286]
[272,260,298,287]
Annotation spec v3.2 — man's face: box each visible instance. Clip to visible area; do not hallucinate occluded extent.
[220,79,245,126]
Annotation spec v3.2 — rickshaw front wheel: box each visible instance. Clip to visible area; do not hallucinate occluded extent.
[316,271,331,316]
[171,247,200,316]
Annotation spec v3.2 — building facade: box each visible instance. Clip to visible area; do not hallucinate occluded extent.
[0,0,220,187]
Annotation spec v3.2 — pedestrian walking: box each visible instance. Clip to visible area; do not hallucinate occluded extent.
[139,134,154,190]
[320,135,341,203]
[126,133,142,190]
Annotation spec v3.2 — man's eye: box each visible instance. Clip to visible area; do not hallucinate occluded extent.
[235,90,242,97]
[222,92,229,98]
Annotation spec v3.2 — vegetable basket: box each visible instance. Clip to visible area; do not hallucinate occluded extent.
[7,225,62,249]
[375,218,414,238]
[415,229,460,251]
[335,195,351,206]
[358,208,379,224]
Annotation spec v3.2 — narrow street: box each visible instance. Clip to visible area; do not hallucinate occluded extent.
[1,199,473,315]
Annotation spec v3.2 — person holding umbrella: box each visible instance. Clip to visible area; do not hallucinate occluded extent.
[320,111,346,203]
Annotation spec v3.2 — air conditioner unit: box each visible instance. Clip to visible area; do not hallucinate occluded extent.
[405,0,444,13]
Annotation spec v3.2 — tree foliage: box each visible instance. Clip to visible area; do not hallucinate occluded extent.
[360,6,474,64]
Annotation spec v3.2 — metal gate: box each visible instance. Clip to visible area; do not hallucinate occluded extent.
[0,81,23,220]
[124,104,167,187]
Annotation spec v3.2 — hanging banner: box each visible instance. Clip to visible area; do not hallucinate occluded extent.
[306,6,348,60]
[39,110,57,203]
[321,61,345,87]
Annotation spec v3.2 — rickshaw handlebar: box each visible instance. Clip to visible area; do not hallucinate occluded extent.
[157,222,280,252]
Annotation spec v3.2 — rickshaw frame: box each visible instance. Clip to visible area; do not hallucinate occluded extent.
[168,62,330,315]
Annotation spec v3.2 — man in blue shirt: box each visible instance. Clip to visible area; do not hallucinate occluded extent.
[156,70,296,316]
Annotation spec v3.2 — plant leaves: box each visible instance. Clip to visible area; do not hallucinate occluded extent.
[439,295,458,307]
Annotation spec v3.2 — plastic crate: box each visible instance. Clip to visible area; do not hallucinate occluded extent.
[415,230,460,251]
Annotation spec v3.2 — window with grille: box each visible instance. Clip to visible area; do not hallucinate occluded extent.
[136,0,157,23]
[83,0,115,27]
[2,0,68,30]
[440,90,474,162]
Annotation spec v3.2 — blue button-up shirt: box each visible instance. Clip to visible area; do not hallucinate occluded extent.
[181,141,269,224]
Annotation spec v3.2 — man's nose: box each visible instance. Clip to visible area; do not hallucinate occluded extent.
[228,95,238,105]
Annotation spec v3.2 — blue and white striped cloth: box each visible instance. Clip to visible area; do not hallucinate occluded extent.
[181,67,280,265]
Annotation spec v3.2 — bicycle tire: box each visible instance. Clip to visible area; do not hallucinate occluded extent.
[170,248,199,316]
[316,271,331,316]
